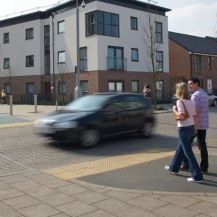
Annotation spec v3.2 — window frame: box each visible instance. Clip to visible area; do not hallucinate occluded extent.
[58,81,67,95]
[194,54,201,73]
[208,56,212,71]
[108,80,124,92]
[57,20,65,34]
[25,28,34,40]
[155,22,163,43]
[130,16,138,30]
[26,55,34,67]
[80,80,88,95]
[131,48,139,62]
[86,10,119,37]
[80,47,87,71]
[3,58,10,69]
[58,51,66,64]
[156,51,163,72]
[3,32,9,44]
[131,80,139,93]
[26,82,35,95]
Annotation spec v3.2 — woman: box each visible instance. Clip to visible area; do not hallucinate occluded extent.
[143,84,152,97]
[165,82,203,183]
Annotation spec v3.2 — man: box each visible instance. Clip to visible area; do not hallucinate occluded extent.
[182,78,209,173]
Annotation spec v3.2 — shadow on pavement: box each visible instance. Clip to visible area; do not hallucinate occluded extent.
[46,133,178,157]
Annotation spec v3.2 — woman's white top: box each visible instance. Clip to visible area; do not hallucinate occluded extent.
[176,99,196,127]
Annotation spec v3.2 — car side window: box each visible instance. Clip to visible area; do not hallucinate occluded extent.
[104,97,125,112]
[122,95,146,109]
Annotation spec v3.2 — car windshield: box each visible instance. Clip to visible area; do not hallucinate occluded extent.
[64,95,111,112]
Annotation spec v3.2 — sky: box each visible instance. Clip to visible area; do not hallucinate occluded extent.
[0,0,217,37]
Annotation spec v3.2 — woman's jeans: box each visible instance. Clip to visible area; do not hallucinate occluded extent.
[170,125,203,181]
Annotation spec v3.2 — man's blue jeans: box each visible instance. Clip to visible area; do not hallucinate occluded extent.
[170,125,203,181]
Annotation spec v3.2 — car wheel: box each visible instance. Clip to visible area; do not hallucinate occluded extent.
[141,122,153,138]
[80,129,100,147]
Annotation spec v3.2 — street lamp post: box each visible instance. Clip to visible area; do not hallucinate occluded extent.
[74,0,85,99]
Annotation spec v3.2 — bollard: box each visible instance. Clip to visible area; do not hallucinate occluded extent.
[9,95,13,115]
[56,100,58,111]
[34,94,37,113]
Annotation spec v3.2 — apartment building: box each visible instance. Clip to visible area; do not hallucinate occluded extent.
[169,32,217,95]
[0,0,170,103]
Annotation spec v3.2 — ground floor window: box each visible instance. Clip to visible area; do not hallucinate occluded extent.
[108,81,124,92]
[58,81,66,95]
[131,80,139,92]
[80,80,88,95]
[156,80,164,102]
[26,82,35,94]
[4,83,11,94]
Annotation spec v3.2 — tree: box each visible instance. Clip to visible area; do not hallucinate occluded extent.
[144,0,159,109]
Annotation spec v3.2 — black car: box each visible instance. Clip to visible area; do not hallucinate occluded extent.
[34,93,155,147]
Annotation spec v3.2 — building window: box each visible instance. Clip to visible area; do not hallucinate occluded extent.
[131,48,139,62]
[80,47,87,71]
[156,51,163,72]
[58,81,66,95]
[4,83,11,95]
[26,55,34,67]
[3,32,9,44]
[108,46,125,71]
[58,20,65,34]
[130,17,138,30]
[208,56,212,70]
[131,80,139,92]
[86,10,119,37]
[26,28,34,40]
[194,55,201,73]
[26,82,35,94]
[3,58,10,69]
[44,25,50,75]
[156,80,164,102]
[58,51,66,63]
[108,81,124,92]
[80,80,88,95]
[155,22,163,43]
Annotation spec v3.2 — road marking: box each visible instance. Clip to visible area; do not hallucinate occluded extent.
[0,122,33,129]
[44,151,174,180]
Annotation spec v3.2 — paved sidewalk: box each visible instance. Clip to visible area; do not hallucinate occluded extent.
[0,104,217,217]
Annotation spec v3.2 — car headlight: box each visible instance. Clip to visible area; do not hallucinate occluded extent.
[34,118,56,127]
[53,121,78,130]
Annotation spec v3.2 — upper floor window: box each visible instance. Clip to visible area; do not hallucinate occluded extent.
[86,10,119,37]
[194,55,201,73]
[80,47,87,71]
[3,32,9,44]
[3,58,10,69]
[58,51,66,63]
[26,28,34,40]
[108,46,125,71]
[131,48,139,62]
[156,51,163,72]
[155,22,163,43]
[208,56,212,70]
[130,17,138,30]
[26,55,34,67]
[58,20,65,34]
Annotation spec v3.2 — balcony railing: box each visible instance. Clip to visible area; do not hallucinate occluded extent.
[107,57,127,72]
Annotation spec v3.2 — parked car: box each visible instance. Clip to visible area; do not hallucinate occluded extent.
[171,91,217,107]
[205,91,217,107]
[34,93,155,147]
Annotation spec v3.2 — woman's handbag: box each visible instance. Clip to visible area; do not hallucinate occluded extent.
[175,100,190,121]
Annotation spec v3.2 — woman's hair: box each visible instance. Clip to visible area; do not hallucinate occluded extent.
[175,82,189,99]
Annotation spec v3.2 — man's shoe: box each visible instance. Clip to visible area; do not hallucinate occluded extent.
[187,177,204,183]
[165,165,178,175]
